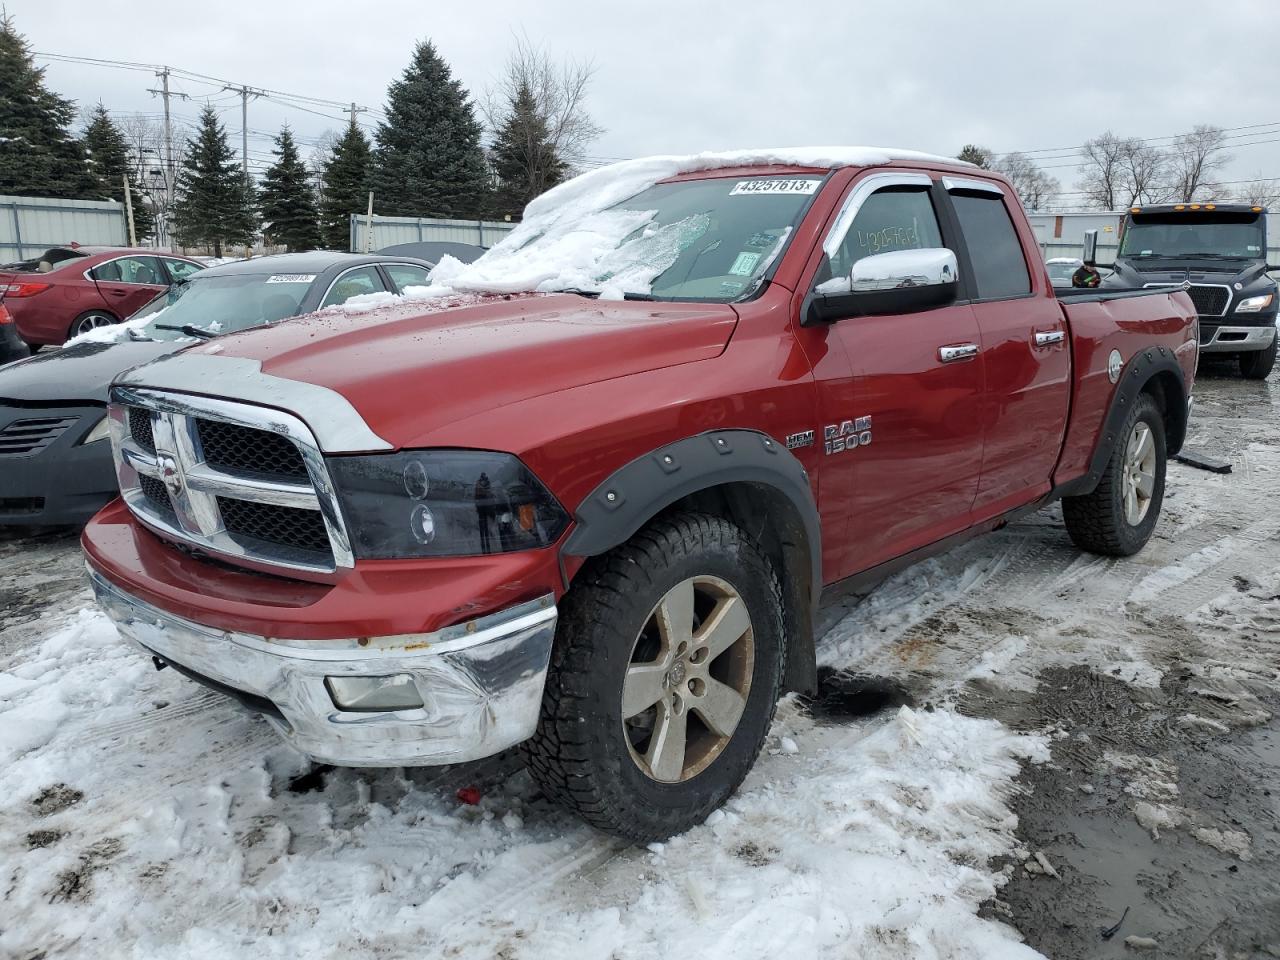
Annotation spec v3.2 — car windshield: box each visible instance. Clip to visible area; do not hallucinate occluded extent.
[475,174,824,302]
[1119,213,1265,259]
[130,273,310,341]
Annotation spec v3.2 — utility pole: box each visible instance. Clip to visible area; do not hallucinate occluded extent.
[147,67,187,246]
[122,174,137,247]
[223,84,263,183]
[348,102,368,128]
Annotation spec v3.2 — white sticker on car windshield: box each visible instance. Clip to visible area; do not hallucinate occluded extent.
[728,252,762,276]
[266,274,316,283]
[729,179,821,197]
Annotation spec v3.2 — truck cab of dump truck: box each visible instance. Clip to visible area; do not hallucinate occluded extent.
[1105,203,1277,379]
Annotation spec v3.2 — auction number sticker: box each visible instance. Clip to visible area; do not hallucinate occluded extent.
[728,252,762,275]
[729,179,821,196]
[266,274,317,283]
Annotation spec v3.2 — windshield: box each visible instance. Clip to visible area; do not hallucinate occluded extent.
[452,174,823,302]
[131,273,309,341]
[1119,213,1265,259]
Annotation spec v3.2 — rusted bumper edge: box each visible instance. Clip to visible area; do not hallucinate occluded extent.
[88,564,557,767]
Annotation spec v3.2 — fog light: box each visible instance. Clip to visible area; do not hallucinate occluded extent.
[325,674,425,712]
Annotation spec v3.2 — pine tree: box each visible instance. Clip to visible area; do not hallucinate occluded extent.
[372,40,491,219]
[82,104,155,240]
[171,106,256,257]
[259,125,319,251]
[488,80,566,220]
[956,144,994,169]
[318,120,371,250]
[0,14,95,198]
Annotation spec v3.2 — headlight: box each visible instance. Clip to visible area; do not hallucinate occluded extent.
[1236,293,1275,313]
[80,415,111,445]
[327,450,570,558]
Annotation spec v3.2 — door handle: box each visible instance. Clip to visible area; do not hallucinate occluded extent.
[1034,330,1066,347]
[938,344,979,363]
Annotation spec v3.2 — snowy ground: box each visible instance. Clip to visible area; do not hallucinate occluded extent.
[1,362,1278,959]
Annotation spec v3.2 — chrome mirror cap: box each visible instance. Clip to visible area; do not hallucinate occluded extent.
[848,248,959,292]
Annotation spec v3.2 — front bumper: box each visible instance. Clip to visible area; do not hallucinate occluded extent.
[89,567,557,767]
[1199,323,1277,354]
[0,404,117,525]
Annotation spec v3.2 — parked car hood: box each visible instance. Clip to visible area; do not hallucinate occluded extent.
[170,294,739,448]
[0,338,177,404]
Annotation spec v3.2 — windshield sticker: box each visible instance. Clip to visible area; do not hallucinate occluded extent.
[266,274,316,283]
[729,179,821,197]
[745,230,782,248]
[728,252,762,276]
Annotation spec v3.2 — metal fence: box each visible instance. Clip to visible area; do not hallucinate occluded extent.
[0,194,128,260]
[348,214,516,253]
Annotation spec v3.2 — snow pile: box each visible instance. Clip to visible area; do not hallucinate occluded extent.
[1,605,1046,960]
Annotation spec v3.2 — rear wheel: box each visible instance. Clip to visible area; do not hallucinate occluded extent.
[1239,336,1277,380]
[524,512,784,842]
[1062,391,1166,557]
[68,311,117,339]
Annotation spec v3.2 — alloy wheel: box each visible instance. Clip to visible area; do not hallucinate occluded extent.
[1123,421,1156,526]
[622,575,755,783]
[74,313,115,336]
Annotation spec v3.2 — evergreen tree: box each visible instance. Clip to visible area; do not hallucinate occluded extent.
[372,40,491,219]
[171,106,256,257]
[318,120,372,250]
[0,14,95,198]
[956,144,994,168]
[488,80,566,220]
[259,125,319,250]
[82,104,154,240]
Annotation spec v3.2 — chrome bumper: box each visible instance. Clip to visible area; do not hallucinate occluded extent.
[88,568,557,766]
[1199,325,1277,353]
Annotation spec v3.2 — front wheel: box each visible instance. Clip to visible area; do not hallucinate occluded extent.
[1239,336,1277,380]
[1062,391,1167,557]
[524,512,785,842]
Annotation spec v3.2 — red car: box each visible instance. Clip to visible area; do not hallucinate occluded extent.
[0,246,204,347]
[84,149,1198,841]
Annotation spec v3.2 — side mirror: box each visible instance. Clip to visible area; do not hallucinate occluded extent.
[803,248,960,326]
[1082,229,1099,267]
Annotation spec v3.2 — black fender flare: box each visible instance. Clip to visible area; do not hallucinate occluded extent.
[563,429,822,693]
[1059,345,1189,498]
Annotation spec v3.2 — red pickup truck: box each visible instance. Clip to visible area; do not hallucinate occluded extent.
[82,148,1197,841]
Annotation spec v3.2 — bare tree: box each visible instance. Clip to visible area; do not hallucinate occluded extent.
[1117,138,1168,206]
[1236,177,1280,210]
[482,34,603,175]
[1076,131,1128,210]
[114,112,191,244]
[994,151,1060,210]
[1167,124,1231,202]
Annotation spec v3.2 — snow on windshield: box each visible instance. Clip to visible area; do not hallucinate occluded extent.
[432,146,969,299]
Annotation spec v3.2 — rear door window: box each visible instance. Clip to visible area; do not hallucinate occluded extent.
[320,266,386,307]
[384,263,433,292]
[949,194,1031,299]
[91,256,165,285]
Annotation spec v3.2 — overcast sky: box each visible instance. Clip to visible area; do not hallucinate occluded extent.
[13,0,1279,204]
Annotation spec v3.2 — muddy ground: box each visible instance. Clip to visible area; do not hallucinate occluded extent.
[2,356,1278,958]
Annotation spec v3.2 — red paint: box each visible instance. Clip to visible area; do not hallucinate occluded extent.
[455,786,482,805]
[0,249,200,346]
[82,159,1197,643]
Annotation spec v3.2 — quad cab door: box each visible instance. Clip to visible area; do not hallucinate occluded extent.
[941,179,1071,518]
[799,171,986,577]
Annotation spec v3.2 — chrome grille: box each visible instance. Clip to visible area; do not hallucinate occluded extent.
[0,416,77,456]
[108,387,354,575]
[198,419,307,480]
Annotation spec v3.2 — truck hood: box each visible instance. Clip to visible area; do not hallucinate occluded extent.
[0,338,177,404]
[144,294,739,448]
[1109,258,1274,290]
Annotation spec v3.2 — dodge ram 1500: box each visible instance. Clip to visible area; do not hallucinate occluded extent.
[82,147,1197,841]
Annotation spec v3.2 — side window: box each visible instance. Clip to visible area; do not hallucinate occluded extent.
[828,187,944,281]
[949,193,1031,299]
[384,263,433,292]
[91,256,164,285]
[320,266,385,308]
[164,258,203,282]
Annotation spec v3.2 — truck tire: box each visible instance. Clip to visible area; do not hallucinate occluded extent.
[1239,337,1277,380]
[1062,391,1166,557]
[524,512,784,842]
